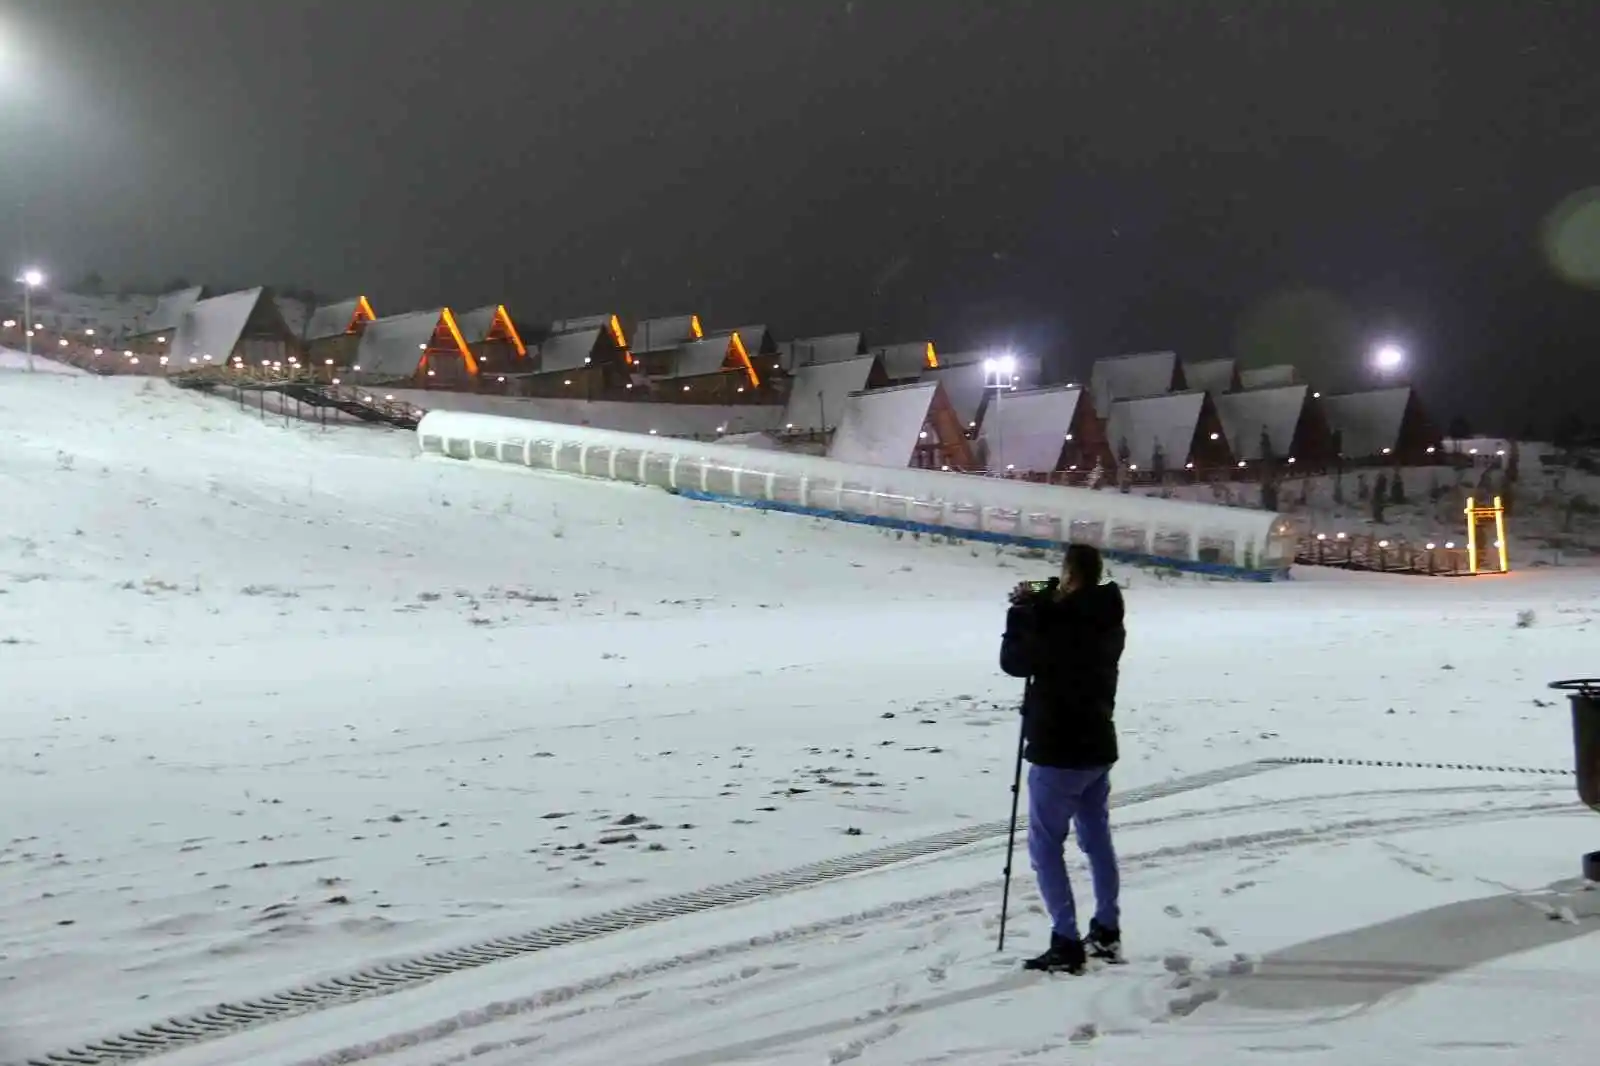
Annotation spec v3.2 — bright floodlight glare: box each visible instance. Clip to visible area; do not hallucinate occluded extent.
[21,269,44,288]
[1373,343,1404,371]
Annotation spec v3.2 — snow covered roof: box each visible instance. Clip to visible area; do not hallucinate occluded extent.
[631,314,701,354]
[1105,390,1208,469]
[1320,387,1413,458]
[166,288,274,370]
[827,381,939,468]
[1089,351,1180,414]
[778,333,866,371]
[303,297,374,342]
[1214,385,1309,461]
[549,313,615,334]
[1183,358,1237,395]
[979,386,1085,473]
[452,306,499,343]
[141,286,205,335]
[657,337,737,379]
[920,362,989,429]
[871,341,937,380]
[353,310,451,379]
[1240,364,1298,390]
[782,356,877,431]
[718,324,772,354]
[534,328,605,373]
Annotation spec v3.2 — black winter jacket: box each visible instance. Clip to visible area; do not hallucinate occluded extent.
[999,581,1126,769]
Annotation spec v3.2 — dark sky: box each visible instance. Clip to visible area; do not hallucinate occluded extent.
[3,0,1598,428]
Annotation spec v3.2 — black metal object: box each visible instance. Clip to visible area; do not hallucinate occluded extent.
[997,679,1030,953]
[1548,678,1600,881]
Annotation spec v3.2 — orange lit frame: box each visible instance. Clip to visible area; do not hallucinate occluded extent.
[348,296,377,333]
[925,341,939,369]
[489,304,527,357]
[690,314,704,340]
[728,331,760,388]
[415,309,479,377]
[609,314,634,365]
[1464,495,1510,575]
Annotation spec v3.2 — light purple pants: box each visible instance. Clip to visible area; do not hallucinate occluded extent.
[1027,763,1120,938]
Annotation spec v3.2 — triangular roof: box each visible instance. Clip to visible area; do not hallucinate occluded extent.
[453,304,527,356]
[716,324,773,355]
[827,381,940,468]
[1240,364,1298,390]
[779,332,866,371]
[1320,387,1414,458]
[1090,350,1181,414]
[143,285,208,334]
[1105,390,1209,469]
[304,296,376,342]
[979,385,1086,472]
[166,288,291,370]
[632,314,702,354]
[920,361,990,429]
[872,341,940,379]
[656,334,760,385]
[1214,384,1310,461]
[535,327,607,373]
[1183,358,1238,395]
[783,356,879,431]
[353,308,474,380]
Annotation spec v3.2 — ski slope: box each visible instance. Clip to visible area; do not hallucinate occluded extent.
[1,370,1597,1064]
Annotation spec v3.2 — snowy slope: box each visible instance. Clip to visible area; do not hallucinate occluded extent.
[1,374,1598,1063]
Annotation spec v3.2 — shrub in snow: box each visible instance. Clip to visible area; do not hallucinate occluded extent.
[1356,473,1369,501]
[1389,470,1406,505]
[1516,609,1536,628]
[1371,473,1388,524]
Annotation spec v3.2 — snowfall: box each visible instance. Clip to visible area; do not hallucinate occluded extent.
[1,356,1596,1066]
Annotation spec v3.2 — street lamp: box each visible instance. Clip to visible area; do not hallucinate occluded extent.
[1372,343,1405,375]
[16,269,45,373]
[983,353,1018,474]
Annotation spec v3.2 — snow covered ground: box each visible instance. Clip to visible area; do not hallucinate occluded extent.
[1,372,1597,1064]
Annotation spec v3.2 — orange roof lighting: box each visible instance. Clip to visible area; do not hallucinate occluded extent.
[608,314,627,350]
[414,308,480,377]
[690,314,703,340]
[492,305,527,357]
[925,341,939,368]
[729,331,760,388]
[351,295,377,332]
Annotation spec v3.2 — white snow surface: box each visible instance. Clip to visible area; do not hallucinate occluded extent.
[1,373,1598,1063]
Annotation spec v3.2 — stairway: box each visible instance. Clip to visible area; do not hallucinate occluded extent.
[169,370,424,429]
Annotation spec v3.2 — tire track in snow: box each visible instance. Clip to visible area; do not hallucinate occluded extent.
[276,795,1578,1066]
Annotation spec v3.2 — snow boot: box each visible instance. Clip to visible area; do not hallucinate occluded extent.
[1023,932,1087,974]
[1085,918,1123,964]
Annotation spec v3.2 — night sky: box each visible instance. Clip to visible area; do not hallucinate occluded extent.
[3,0,1597,428]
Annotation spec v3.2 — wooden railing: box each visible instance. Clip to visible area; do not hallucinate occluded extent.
[1295,532,1480,577]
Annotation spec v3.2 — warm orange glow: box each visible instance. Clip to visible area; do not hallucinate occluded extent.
[608,314,627,350]
[925,341,939,368]
[728,331,760,388]
[491,305,527,357]
[1464,495,1511,575]
[415,309,479,377]
[349,295,377,333]
[690,315,703,340]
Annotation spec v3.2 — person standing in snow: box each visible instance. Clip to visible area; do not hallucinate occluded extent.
[1000,543,1125,974]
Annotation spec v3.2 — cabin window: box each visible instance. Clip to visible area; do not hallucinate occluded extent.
[640,454,674,489]
[527,440,558,469]
[581,446,613,477]
[1106,524,1145,552]
[473,440,498,461]
[446,439,472,461]
[703,463,738,496]
[768,474,804,505]
[1150,529,1193,560]
[1196,535,1236,565]
[419,435,443,454]
[555,443,586,475]
[611,448,643,481]
[1067,518,1106,546]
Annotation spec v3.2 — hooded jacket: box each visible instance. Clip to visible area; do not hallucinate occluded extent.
[999,581,1126,768]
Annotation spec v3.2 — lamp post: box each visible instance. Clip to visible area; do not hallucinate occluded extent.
[983,353,1018,475]
[1371,342,1405,379]
[18,269,44,373]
